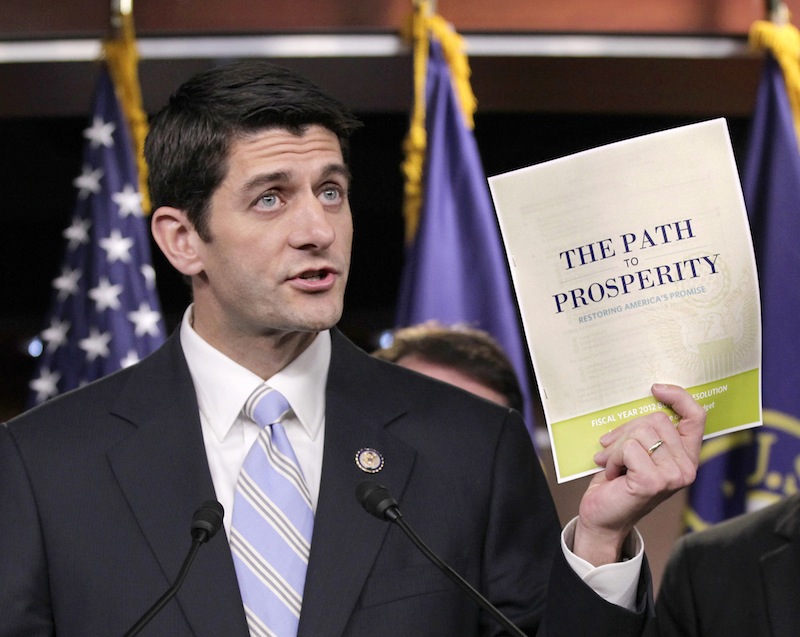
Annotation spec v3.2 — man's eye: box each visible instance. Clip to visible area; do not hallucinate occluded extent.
[259,193,279,208]
[321,188,341,202]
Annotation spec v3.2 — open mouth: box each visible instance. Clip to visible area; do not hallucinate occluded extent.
[299,270,328,282]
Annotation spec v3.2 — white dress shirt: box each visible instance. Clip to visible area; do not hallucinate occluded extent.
[180,307,328,540]
[179,306,642,610]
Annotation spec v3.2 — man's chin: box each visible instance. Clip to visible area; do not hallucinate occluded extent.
[297,309,344,333]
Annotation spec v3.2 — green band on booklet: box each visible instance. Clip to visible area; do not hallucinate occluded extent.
[551,369,760,480]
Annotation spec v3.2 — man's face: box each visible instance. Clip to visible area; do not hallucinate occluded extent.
[190,125,353,345]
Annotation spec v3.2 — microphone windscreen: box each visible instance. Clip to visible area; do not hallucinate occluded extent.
[191,500,224,542]
[355,481,399,520]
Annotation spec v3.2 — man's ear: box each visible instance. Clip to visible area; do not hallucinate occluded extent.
[151,206,205,276]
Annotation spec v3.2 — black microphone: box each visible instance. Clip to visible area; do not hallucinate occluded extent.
[123,500,224,637]
[355,481,527,637]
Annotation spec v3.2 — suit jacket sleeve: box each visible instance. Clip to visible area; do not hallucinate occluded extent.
[646,536,698,637]
[0,424,54,637]
[487,414,651,637]
[434,404,652,637]
[543,544,652,637]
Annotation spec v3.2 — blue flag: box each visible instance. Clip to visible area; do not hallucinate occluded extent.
[395,40,536,436]
[686,55,800,529]
[28,66,166,406]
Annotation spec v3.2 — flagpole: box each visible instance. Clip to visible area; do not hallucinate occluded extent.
[103,0,151,214]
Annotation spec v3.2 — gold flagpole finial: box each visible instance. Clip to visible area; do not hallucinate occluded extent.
[110,0,133,37]
[769,1,791,24]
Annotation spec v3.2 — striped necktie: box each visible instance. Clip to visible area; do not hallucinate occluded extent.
[231,386,314,637]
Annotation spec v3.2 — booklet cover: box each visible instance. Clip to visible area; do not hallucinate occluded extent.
[488,118,762,482]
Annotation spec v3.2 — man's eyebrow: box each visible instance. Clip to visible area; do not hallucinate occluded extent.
[240,164,351,193]
[320,163,352,184]
[241,171,290,193]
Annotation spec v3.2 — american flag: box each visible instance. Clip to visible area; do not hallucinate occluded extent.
[28,65,165,406]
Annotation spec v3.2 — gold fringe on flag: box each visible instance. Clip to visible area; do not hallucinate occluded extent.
[102,10,151,215]
[750,6,800,145]
[400,0,478,243]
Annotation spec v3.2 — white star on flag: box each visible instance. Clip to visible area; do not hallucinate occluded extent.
[127,302,164,337]
[120,350,140,368]
[52,266,82,301]
[73,165,104,199]
[79,327,113,362]
[88,277,124,312]
[41,318,71,352]
[83,116,116,149]
[141,264,157,290]
[62,217,92,251]
[29,367,61,403]
[99,229,134,263]
[112,184,143,218]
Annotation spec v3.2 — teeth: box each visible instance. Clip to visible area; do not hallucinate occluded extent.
[301,271,324,281]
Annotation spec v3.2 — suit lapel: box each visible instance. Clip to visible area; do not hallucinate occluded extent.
[761,495,800,637]
[298,331,417,637]
[106,333,249,637]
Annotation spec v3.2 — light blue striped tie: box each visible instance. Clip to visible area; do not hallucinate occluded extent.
[231,386,313,637]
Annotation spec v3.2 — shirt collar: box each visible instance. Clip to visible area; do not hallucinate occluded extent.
[180,305,330,443]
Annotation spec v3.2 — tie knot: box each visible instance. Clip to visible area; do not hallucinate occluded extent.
[244,385,290,428]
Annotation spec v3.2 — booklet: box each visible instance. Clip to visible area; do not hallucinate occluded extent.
[488,118,762,482]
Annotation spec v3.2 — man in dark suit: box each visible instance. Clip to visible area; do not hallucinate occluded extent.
[0,61,705,637]
[651,493,800,637]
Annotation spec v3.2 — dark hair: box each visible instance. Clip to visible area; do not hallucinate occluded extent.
[373,322,524,413]
[145,61,362,240]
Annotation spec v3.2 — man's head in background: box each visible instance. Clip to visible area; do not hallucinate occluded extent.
[373,322,523,412]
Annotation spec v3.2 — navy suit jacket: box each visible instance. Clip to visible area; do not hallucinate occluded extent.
[651,493,800,637]
[1,329,651,636]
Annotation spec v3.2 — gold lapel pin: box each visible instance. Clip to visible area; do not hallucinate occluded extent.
[355,448,384,473]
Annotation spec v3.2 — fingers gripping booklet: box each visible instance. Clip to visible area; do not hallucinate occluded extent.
[488,118,762,482]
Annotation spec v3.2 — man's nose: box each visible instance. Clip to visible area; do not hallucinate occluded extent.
[288,192,337,250]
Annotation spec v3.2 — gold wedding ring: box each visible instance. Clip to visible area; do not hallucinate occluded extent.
[647,439,664,456]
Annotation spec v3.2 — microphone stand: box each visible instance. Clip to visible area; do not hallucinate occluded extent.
[123,538,204,637]
[122,500,223,637]
[389,512,527,637]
